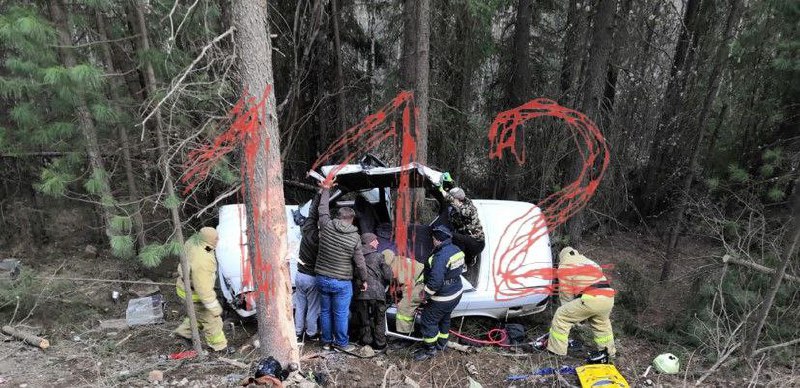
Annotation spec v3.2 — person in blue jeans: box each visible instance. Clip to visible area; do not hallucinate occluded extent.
[294,193,322,342]
[314,184,368,352]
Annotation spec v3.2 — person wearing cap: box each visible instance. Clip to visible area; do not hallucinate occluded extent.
[294,192,322,342]
[539,247,616,362]
[174,227,231,352]
[414,225,465,361]
[315,186,369,353]
[439,187,485,267]
[352,233,393,350]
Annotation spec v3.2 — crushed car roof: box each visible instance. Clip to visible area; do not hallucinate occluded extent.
[319,162,444,192]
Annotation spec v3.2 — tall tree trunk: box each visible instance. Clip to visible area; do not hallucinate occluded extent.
[132,0,202,354]
[744,177,800,357]
[400,0,417,89]
[494,0,533,200]
[49,0,117,241]
[559,0,589,106]
[641,0,704,213]
[331,0,348,154]
[414,0,430,165]
[660,0,743,281]
[568,0,618,249]
[95,10,147,250]
[232,0,300,367]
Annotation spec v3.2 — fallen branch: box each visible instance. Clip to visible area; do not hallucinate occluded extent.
[2,325,49,349]
[219,357,248,369]
[115,333,133,347]
[721,255,800,283]
[37,277,173,286]
[753,338,800,356]
[695,343,740,386]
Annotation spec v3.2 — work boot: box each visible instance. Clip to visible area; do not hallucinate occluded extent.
[214,346,237,355]
[333,343,357,353]
[435,339,448,351]
[321,343,332,351]
[413,345,438,361]
[586,348,610,364]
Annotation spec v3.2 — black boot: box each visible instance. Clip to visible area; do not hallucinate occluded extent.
[586,348,610,364]
[435,339,448,351]
[413,344,438,361]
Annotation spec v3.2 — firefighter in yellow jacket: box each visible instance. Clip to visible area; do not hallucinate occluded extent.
[541,247,616,362]
[382,250,425,334]
[174,227,229,352]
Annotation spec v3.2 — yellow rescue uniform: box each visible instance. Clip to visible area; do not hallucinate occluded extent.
[383,250,425,334]
[546,247,616,356]
[175,237,227,351]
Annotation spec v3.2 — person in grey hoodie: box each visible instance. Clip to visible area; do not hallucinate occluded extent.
[315,185,368,352]
[352,233,393,350]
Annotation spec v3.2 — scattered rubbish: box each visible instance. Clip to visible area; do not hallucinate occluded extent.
[642,365,652,378]
[506,366,577,381]
[653,353,680,374]
[84,245,98,256]
[465,362,479,376]
[111,290,120,303]
[403,375,420,388]
[72,335,81,342]
[1,325,49,349]
[467,377,483,388]
[168,350,198,360]
[114,333,132,348]
[0,259,20,280]
[576,364,629,388]
[504,324,526,345]
[219,357,248,369]
[128,278,160,297]
[148,370,164,383]
[446,341,471,353]
[98,319,128,331]
[118,370,130,376]
[254,356,288,381]
[125,294,165,326]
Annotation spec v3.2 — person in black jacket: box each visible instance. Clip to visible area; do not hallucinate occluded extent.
[294,192,321,342]
[414,225,465,361]
[352,233,393,350]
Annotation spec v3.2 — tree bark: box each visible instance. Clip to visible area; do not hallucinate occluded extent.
[494,0,533,201]
[49,0,117,241]
[568,0,618,249]
[559,0,588,106]
[744,177,800,357]
[660,0,743,281]
[95,10,147,250]
[232,0,300,367]
[414,0,430,165]
[400,0,417,90]
[132,0,202,354]
[331,0,348,154]
[641,0,704,213]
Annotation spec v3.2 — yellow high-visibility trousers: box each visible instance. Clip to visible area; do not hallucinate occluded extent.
[395,283,424,334]
[175,302,228,351]
[547,295,616,356]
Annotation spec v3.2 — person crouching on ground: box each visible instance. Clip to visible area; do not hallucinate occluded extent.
[174,227,233,353]
[315,184,369,353]
[353,233,393,350]
[538,247,616,363]
[415,225,465,361]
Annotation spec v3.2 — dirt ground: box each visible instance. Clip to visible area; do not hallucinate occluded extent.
[1,232,797,387]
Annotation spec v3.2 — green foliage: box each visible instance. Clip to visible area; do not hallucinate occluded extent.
[727,164,750,183]
[759,163,775,178]
[110,215,132,234]
[138,244,166,268]
[164,193,181,210]
[763,148,781,163]
[84,168,108,195]
[68,64,103,91]
[91,103,121,124]
[9,103,40,129]
[165,240,184,256]
[110,234,135,259]
[766,186,786,202]
[706,177,720,191]
[212,160,239,186]
[37,163,75,196]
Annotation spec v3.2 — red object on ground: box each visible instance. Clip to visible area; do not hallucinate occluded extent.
[168,350,198,360]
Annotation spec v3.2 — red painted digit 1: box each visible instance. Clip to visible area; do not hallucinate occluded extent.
[488,98,610,301]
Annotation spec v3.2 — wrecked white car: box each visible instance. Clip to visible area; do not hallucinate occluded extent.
[215,157,553,340]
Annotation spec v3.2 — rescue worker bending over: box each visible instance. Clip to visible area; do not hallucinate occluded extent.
[414,225,465,361]
[439,187,485,266]
[174,227,232,353]
[541,247,616,362]
[383,250,425,334]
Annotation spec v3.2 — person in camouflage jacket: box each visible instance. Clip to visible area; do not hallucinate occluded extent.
[440,187,485,266]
